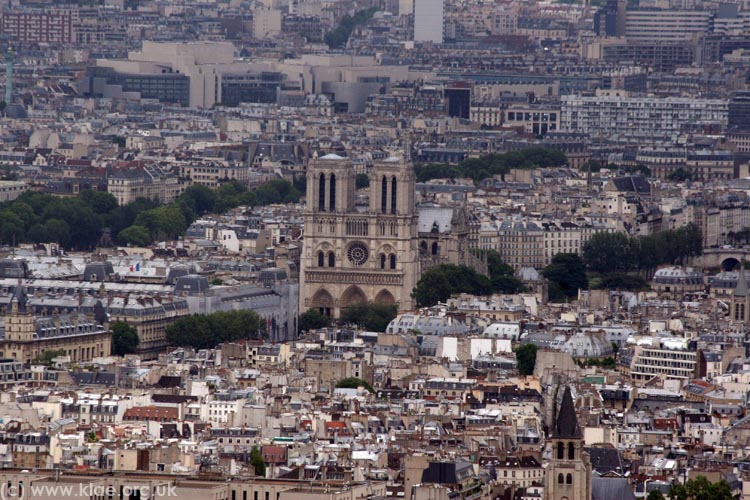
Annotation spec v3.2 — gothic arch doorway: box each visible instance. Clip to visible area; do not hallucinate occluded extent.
[341,286,367,308]
[374,289,396,304]
[311,288,334,317]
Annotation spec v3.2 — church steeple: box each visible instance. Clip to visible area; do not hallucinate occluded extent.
[554,386,582,439]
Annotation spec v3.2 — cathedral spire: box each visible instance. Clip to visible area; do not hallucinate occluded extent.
[554,386,582,439]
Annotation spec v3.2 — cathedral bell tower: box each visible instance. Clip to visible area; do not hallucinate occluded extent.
[299,154,419,318]
[544,386,592,500]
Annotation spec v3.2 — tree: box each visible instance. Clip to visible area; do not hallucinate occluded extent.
[111,321,139,356]
[541,253,588,302]
[647,490,665,500]
[595,273,648,291]
[32,349,67,366]
[476,249,526,293]
[336,377,374,393]
[181,185,217,215]
[582,232,639,274]
[515,343,537,376]
[667,167,694,182]
[166,310,265,349]
[117,225,152,246]
[340,302,398,332]
[250,446,266,477]
[412,264,492,307]
[299,308,331,332]
[668,476,733,500]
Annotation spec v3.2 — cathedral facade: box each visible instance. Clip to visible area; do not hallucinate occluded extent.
[299,154,420,318]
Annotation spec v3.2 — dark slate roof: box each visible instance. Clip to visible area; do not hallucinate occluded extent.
[421,460,474,485]
[610,175,650,194]
[587,446,624,474]
[592,475,635,500]
[554,386,582,438]
[70,372,116,386]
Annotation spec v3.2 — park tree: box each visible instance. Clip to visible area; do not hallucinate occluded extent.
[541,253,588,302]
[582,232,639,274]
[647,490,665,500]
[117,225,152,246]
[166,310,265,350]
[340,302,398,332]
[515,343,537,376]
[250,446,266,477]
[298,308,331,332]
[336,377,374,393]
[412,264,492,307]
[111,321,139,356]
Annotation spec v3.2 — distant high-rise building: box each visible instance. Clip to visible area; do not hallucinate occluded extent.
[413,0,443,43]
[444,82,471,119]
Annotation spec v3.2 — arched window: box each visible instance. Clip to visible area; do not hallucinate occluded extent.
[317,251,324,267]
[381,176,387,213]
[431,242,438,255]
[557,473,564,484]
[328,252,335,267]
[556,442,564,460]
[566,473,572,485]
[380,254,386,269]
[391,176,397,214]
[390,254,396,269]
[318,173,326,211]
[568,442,575,460]
[329,174,336,211]
[420,241,428,252]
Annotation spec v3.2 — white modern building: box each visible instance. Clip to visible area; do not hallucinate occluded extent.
[561,94,728,141]
[414,0,444,43]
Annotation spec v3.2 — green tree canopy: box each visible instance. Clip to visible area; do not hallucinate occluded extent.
[541,253,588,302]
[515,343,537,376]
[647,490,665,500]
[336,377,374,393]
[340,302,398,332]
[668,476,732,500]
[250,446,266,477]
[165,310,265,350]
[415,148,567,184]
[111,321,139,356]
[582,232,639,274]
[412,264,492,307]
[299,308,331,333]
[117,225,152,246]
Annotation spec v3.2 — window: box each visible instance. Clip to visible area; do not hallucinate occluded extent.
[557,442,564,459]
[568,442,575,460]
[381,177,387,213]
[391,177,397,214]
[317,251,324,267]
[566,473,573,484]
[380,254,386,269]
[390,254,396,269]
[329,174,336,211]
[318,173,325,211]
[432,242,438,255]
[557,473,564,484]
[328,252,335,267]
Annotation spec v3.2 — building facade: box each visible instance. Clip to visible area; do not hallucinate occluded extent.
[299,154,419,318]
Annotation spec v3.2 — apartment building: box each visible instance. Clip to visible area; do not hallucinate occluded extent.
[179,162,250,188]
[561,94,728,141]
[0,9,77,44]
[629,343,700,385]
[625,10,712,43]
[479,219,611,270]
[107,164,182,206]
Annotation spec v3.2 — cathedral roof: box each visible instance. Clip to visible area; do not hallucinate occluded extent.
[554,386,582,439]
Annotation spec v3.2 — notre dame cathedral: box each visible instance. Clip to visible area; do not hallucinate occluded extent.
[299,153,484,318]
[299,153,419,317]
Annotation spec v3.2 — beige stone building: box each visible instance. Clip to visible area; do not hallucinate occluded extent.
[299,154,420,317]
[107,164,182,206]
[1,288,111,365]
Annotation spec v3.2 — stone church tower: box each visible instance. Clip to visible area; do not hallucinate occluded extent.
[299,154,419,318]
[731,264,749,323]
[544,386,592,500]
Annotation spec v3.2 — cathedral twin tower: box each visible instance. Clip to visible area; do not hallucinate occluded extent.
[299,153,420,318]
